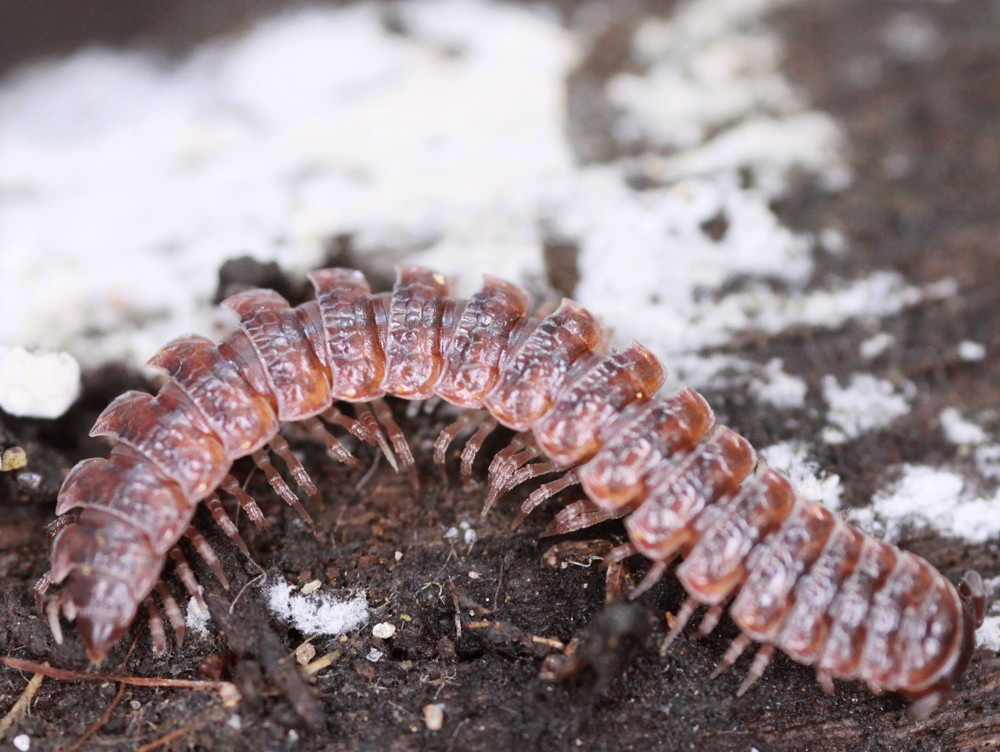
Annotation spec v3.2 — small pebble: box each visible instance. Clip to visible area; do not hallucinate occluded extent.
[227,715,242,731]
[13,734,30,751]
[394,551,403,561]
[294,642,317,665]
[366,648,383,663]
[300,580,322,595]
[468,571,481,580]
[372,622,396,639]
[17,471,42,490]
[423,703,445,731]
[1,446,27,471]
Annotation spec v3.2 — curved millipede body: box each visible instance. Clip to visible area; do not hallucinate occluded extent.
[40,265,985,718]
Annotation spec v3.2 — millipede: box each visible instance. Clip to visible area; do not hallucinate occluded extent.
[36,264,985,719]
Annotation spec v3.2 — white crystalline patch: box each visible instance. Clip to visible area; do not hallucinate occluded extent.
[0,0,948,409]
[185,597,212,639]
[820,373,912,444]
[859,332,894,360]
[975,445,1000,480]
[958,340,986,362]
[749,359,807,409]
[760,441,843,511]
[266,579,369,636]
[940,408,988,446]
[0,0,573,367]
[608,0,802,152]
[0,345,80,418]
[976,616,1000,652]
[861,464,1000,544]
[883,12,942,63]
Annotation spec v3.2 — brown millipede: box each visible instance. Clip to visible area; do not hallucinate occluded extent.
[37,265,985,719]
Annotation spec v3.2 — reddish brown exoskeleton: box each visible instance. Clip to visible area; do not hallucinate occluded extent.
[38,265,984,718]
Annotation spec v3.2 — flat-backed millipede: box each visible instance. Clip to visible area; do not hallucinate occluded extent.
[37,265,985,719]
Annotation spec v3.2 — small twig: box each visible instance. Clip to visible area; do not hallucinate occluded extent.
[0,657,240,707]
[355,452,381,490]
[229,570,267,614]
[448,577,462,639]
[62,682,125,752]
[0,670,44,736]
[135,726,193,752]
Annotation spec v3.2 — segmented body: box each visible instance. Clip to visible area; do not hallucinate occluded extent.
[43,265,983,717]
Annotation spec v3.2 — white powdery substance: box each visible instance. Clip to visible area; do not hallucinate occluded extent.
[185,596,212,639]
[821,373,913,444]
[266,579,369,636]
[0,345,80,418]
[939,407,988,446]
[0,0,573,368]
[976,617,1000,652]
[859,332,895,360]
[608,0,803,153]
[760,441,843,510]
[975,576,1000,651]
[748,359,807,409]
[567,0,953,391]
[856,464,1000,544]
[0,0,952,414]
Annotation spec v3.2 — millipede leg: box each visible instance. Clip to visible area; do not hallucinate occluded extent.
[183,527,229,589]
[513,470,580,528]
[737,643,775,696]
[156,583,185,646]
[629,558,671,599]
[487,435,530,487]
[47,597,64,645]
[169,546,206,610]
[269,435,321,504]
[606,556,635,602]
[371,398,419,491]
[304,417,359,468]
[504,461,560,495]
[145,596,167,656]
[543,499,633,537]
[461,416,498,482]
[204,493,251,558]
[434,410,481,477]
[661,598,699,654]
[34,570,53,615]
[816,669,835,695]
[323,407,379,445]
[710,632,753,679]
[221,475,269,534]
[484,437,538,514]
[353,403,399,472]
[252,449,314,524]
[693,604,725,639]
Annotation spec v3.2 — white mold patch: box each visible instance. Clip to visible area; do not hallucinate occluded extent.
[185,596,212,639]
[853,464,1000,545]
[266,579,369,636]
[940,408,988,446]
[821,373,913,444]
[760,441,843,511]
[0,345,80,418]
[0,0,954,414]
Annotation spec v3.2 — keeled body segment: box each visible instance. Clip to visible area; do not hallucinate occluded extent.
[42,266,984,718]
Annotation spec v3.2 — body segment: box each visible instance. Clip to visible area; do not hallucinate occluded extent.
[42,265,982,715]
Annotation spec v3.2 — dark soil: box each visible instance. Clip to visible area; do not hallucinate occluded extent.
[3,1,1000,751]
